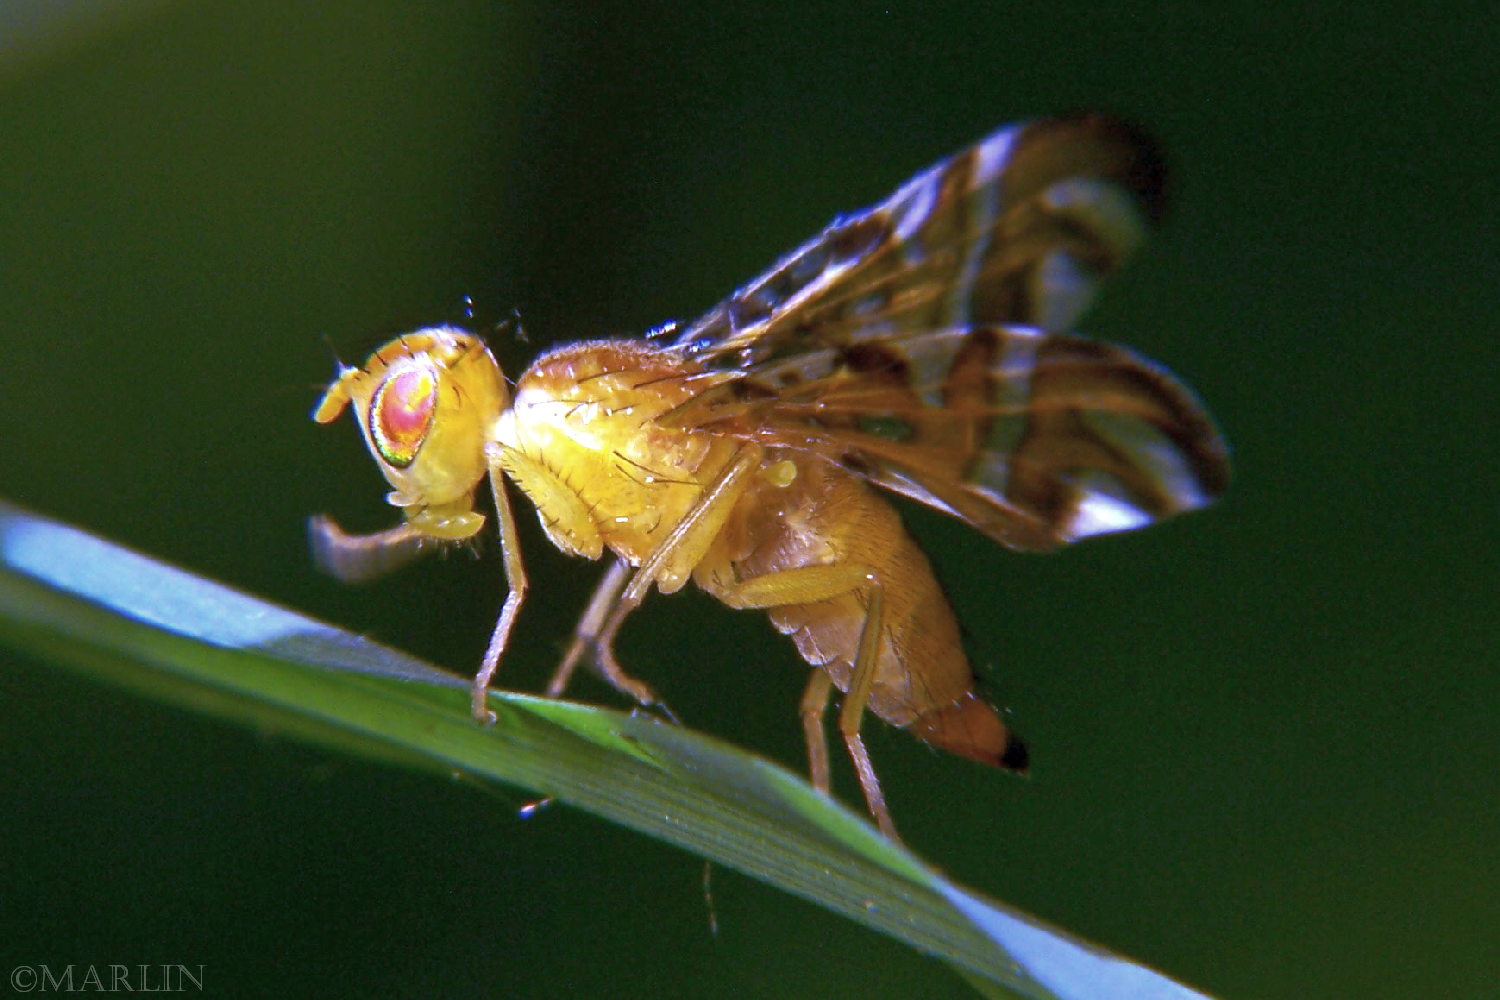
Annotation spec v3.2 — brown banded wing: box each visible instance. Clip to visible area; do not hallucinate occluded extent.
[671,113,1168,368]
[667,114,1227,549]
[682,325,1229,550]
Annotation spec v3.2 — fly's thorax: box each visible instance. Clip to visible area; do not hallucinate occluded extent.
[494,339,738,562]
[313,327,509,539]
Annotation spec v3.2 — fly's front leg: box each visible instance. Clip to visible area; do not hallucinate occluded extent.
[308,516,430,584]
[471,462,529,723]
[703,560,898,839]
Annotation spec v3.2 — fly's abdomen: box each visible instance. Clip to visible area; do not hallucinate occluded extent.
[734,457,1027,770]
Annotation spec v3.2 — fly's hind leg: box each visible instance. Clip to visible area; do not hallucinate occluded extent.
[799,670,834,794]
[707,563,899,841]
[840,584,891,839]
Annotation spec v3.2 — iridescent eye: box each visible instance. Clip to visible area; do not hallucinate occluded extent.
[370,367,438,468]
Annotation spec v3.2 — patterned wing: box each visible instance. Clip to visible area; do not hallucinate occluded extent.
[665,113,1223,549]
[678,324,1228,551]
[671,113,1167,370]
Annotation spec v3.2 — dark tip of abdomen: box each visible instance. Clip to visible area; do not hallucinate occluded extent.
[907,695,1028,772]
[999,733,1030,773]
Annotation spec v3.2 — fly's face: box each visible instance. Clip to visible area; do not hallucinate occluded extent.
[314,326,510,540]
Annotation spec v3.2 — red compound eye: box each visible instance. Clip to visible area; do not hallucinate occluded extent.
[370,367,437,469]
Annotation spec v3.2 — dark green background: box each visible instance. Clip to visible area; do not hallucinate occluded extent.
[2,2,1493,997]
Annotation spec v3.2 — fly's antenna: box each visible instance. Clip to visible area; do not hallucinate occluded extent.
[493,306,529,346]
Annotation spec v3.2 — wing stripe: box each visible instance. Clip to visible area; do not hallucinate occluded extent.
[945,133,1006,330]
[670,116,1224,551]
[677,114,1165,371]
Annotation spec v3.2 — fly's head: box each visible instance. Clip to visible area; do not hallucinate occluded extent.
[314,326,510,540]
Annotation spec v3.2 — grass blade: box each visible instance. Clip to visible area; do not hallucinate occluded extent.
[0,500,1212,999]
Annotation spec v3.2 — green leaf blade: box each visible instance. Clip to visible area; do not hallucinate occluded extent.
[0,501,1213,999]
